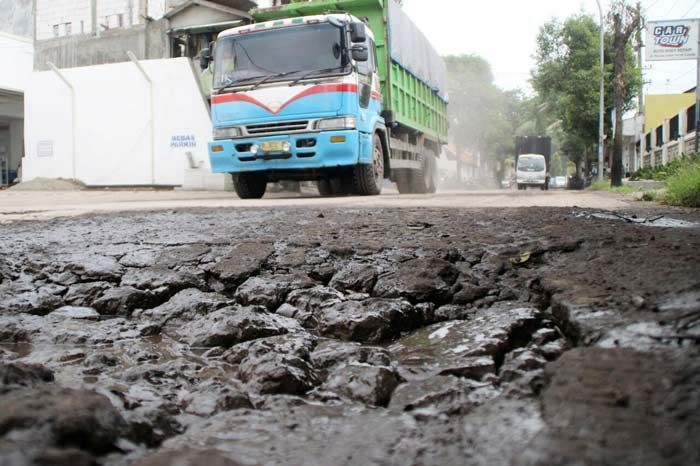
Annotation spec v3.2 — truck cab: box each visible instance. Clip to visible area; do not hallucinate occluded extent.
[206,14,387,199]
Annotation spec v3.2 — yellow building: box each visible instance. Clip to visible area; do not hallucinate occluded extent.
[644,92,695,134]
[637,90,697,168]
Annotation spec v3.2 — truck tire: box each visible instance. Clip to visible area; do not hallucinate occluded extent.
[426,151,438,194]
[233,172,267,199]
[396,172,412,194]
[317,180,333,196]
[352,133,384,196]
[317,178,352,197]
[409,152,431,194]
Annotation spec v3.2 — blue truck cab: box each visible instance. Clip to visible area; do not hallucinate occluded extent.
[206,14,388,199]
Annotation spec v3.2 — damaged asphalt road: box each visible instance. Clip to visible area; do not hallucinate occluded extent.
[0,206,698,466]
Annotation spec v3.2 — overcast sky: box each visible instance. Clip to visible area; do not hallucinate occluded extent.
[255,0,698,98]
[402,0,699,98]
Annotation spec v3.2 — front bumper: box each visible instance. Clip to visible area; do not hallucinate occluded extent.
[209,130,366,174]
[517,178,546,185]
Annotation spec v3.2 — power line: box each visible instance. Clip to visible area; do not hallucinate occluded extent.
[668,69,695,82]
[645,0,664,10]
[681,0,700,18]
[667,0,683,15]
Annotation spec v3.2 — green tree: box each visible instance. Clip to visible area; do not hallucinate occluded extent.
[445,54,523,179]
[532,13,641,177]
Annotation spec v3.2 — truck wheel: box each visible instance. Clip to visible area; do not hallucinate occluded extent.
[233,172,267,199]
[317,179,334,196]
[396,172,412,194]
[352,133,384,196]
[317,178,351,197]
[426,152,438,194]
[409,152,431,194]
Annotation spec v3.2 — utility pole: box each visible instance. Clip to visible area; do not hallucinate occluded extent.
[695,16,700,154]
[91,0,97,36]
[634,1,643,173]
[635,2,643,115]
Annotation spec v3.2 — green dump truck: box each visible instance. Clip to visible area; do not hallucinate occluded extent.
[206,0,448,198]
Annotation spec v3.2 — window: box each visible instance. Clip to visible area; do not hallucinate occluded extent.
[53,24,60,37]
[655,126,663,147]
[371,39,378,72]
[518,156,546,172]
[213,23,349,89]
[687,105,696,133]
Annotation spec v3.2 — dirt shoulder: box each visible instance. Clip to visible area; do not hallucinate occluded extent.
[0,189,640,223]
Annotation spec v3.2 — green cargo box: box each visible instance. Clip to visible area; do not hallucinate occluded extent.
[252,0,449,143]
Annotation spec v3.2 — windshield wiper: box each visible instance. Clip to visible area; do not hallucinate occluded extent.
[217,65,347,93]
[217,74,269,92]
[287,65,348,87]
[250,69,306,91]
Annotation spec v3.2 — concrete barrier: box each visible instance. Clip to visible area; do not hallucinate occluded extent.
[23,57,218,187]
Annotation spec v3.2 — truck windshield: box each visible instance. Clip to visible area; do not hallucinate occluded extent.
[518,157,545,172]
[213,23,348,90]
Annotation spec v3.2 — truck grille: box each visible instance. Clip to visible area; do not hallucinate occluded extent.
[246,120,311,135]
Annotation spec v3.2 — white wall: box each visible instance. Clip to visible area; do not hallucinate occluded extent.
[23,57,213,186]
[0,32,34,93]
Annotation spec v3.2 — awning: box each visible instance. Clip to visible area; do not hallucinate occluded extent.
[168,20,245,35]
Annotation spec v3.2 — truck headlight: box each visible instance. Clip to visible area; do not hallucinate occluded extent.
[213,126,242,140]
[316,117,356,131]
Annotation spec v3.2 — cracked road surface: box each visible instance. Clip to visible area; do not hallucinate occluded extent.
[0,194,698,465]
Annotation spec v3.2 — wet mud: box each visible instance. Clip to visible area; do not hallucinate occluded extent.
[0,206,698,465]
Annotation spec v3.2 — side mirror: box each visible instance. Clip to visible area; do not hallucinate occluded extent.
[200,48,211,70]
[350,22,367,43]
[351,45,368,62]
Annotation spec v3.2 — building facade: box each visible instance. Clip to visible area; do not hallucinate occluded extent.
[34,0,255,71]
[0,0,34,185]
[635,92,697,170]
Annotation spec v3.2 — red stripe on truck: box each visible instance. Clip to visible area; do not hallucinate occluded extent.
[211,83,360,114]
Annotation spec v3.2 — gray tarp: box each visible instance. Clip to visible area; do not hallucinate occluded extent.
[387,0,449,102]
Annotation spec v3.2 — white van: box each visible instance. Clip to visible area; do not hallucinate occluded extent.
[516,154,548,190]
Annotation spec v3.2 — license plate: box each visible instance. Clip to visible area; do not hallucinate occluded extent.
[261,140,287,152]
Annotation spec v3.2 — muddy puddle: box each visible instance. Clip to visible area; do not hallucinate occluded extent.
[576,211,700,228]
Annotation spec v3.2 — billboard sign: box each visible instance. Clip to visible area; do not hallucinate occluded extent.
[646,20,698,61]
